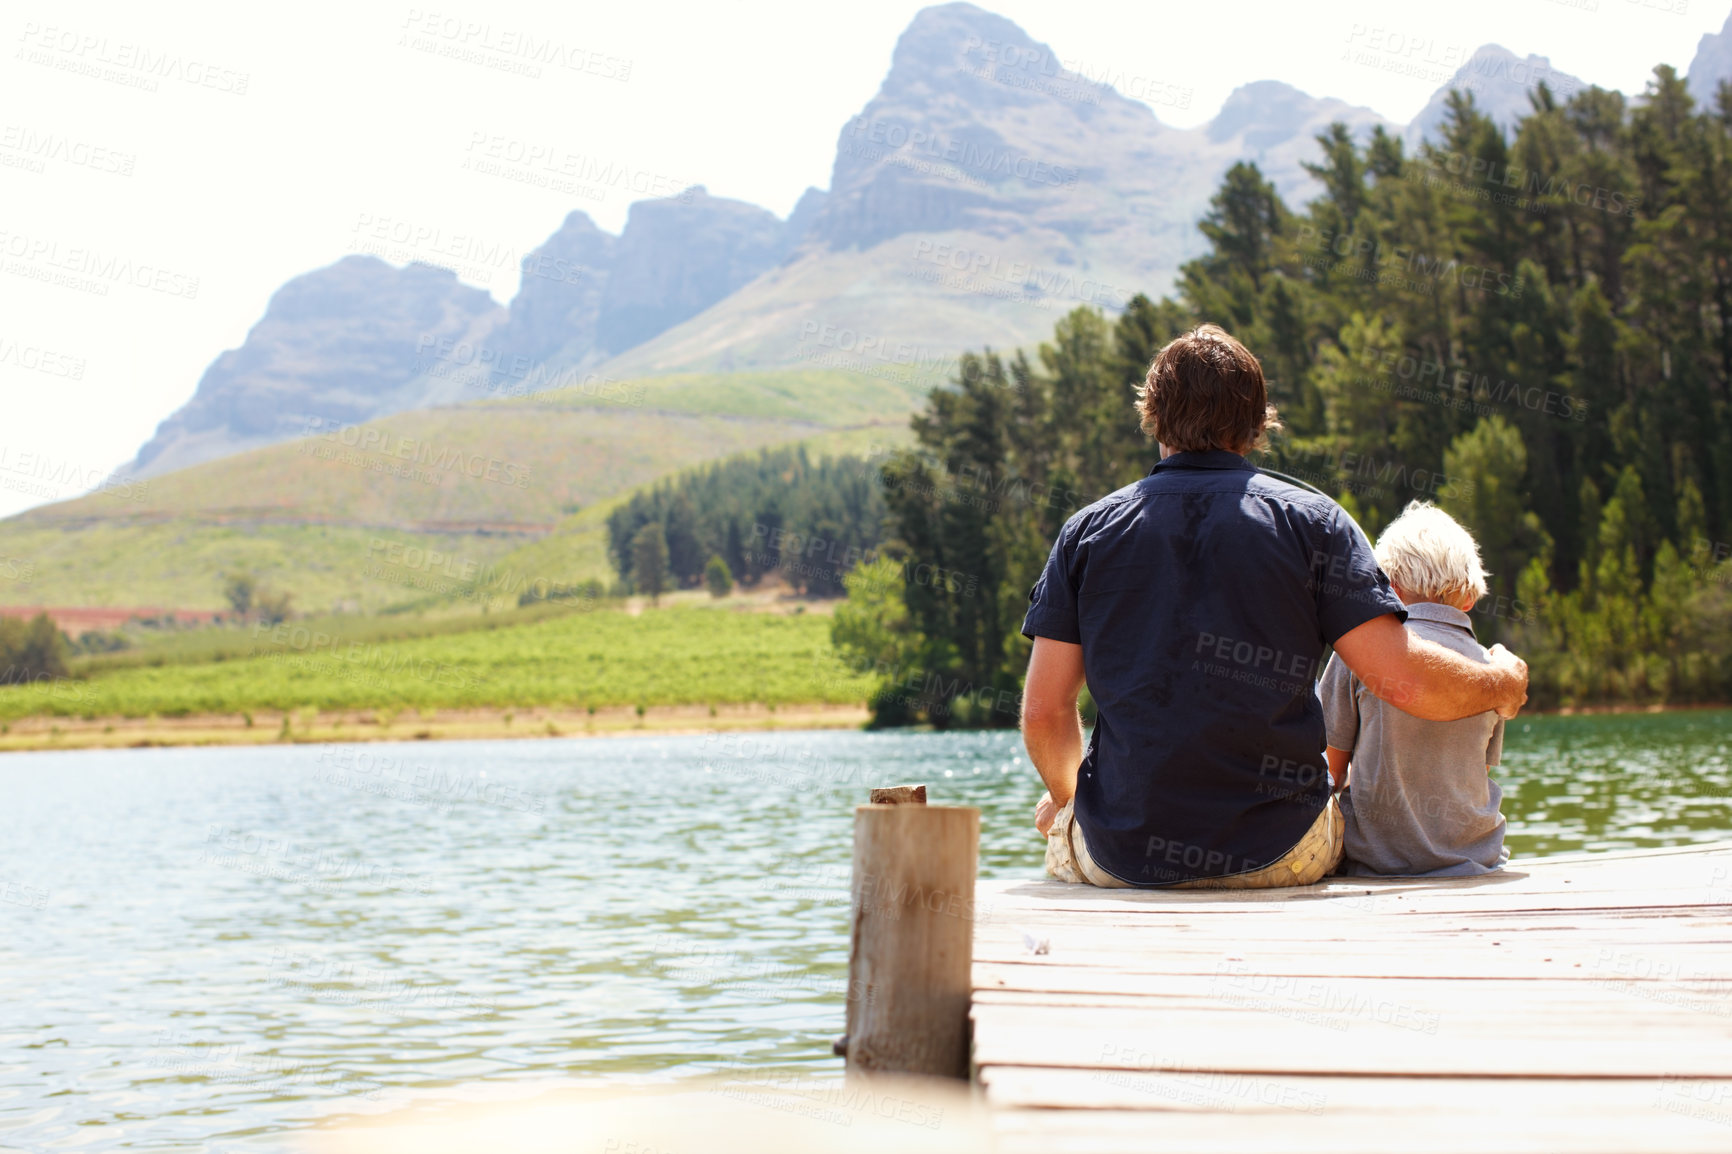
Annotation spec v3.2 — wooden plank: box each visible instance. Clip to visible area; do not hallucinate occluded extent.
[983,949,1732,991]
[986,1098,1732,1154]
[975,914,1732,943]
[970,1002,1732,1076]
[973,905,1732,930]
[983,887,1732,914]
[976,844,1732,914]
[977,857,1726,898]
[980,1066,1732,1116]
[972,987,1732,1023]
[975,920,1732,958]
[974,924,1732,958]
[1486,841,1732,866]
[976,882,1732,918]
[974,976,1730,1019]
[976,944,1732,980]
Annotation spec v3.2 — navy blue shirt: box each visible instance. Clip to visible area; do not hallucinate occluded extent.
[1021,450,1406,885]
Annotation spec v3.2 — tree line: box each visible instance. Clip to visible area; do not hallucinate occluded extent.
[832,66,1732,724]
[606,445,886,598]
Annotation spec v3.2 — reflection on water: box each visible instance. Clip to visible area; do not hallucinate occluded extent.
[1500,711,1732,856]
[0,712,1727,1149]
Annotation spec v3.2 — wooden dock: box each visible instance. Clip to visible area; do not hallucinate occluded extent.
[969,841,1732,1153]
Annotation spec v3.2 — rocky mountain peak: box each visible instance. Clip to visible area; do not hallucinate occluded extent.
[1688,10,1732,110]
[881,3,1094,108]
[1210,81,1326,146]
[812,3,1161,251]
[127,256,504,478]
[593,187,787,355]
[1406,44,1587,147]
[488,210,614,371]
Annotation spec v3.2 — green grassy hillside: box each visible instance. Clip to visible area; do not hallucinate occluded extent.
[0,602,871,721]
[0,369,917,614]
[597,232,1089,379]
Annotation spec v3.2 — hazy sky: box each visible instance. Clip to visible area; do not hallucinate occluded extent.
[2,0,1724,518]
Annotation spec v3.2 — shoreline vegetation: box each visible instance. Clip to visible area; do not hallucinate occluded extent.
[0,702,872,753]
[8,570,1724,744]
[2,696,1725,755]
[3,565,1729,753]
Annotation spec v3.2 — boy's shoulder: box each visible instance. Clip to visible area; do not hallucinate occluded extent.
[1399,602,1488,661]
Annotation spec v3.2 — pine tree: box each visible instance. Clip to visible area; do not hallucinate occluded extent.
[1441,416,1552,627]
[631,524,669,604]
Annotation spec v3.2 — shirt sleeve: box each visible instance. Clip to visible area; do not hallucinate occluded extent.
[1317,652,1360,752]
[1021,521,1082,643]
[1311,505,1407,645]
[1486,717,1505,767]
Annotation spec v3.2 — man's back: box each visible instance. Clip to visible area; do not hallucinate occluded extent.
[1022,449,1406,885]
[1320,603,1507,877]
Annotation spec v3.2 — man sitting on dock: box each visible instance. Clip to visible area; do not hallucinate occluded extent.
[1019,323,1529,889]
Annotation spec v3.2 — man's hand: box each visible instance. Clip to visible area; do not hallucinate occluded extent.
[1486,644,1529,719]
[1035,790,1060,838]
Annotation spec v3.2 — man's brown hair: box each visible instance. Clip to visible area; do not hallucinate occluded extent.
[1136,324,1280,453]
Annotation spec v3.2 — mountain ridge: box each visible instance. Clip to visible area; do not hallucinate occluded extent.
[120,1,1616,486]
[1404,44,1587,148]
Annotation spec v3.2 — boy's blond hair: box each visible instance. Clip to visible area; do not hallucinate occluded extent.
[1374,501,1488,607]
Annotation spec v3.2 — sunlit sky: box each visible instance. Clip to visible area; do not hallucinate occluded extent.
[2,0,1725,518]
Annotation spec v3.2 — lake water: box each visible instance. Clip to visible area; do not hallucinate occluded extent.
[3,712,1730,1150]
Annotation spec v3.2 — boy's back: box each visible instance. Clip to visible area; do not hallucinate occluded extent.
[1319,602,1508,877]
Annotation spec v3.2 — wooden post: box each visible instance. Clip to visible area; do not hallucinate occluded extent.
[843,793,980,1080]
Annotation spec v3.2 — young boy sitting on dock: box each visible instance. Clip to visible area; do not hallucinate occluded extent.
[1319,501,1510,877]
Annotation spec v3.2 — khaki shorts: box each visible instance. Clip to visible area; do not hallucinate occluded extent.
[1045,796,1344,889]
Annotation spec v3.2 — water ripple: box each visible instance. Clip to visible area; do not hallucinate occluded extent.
[0,716,1727,1148]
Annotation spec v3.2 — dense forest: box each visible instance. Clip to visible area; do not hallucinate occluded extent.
[832,66,1732,725]
[606,446,886,597]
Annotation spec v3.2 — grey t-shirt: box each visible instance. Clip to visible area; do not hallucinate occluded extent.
[1318,602,1508,877]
